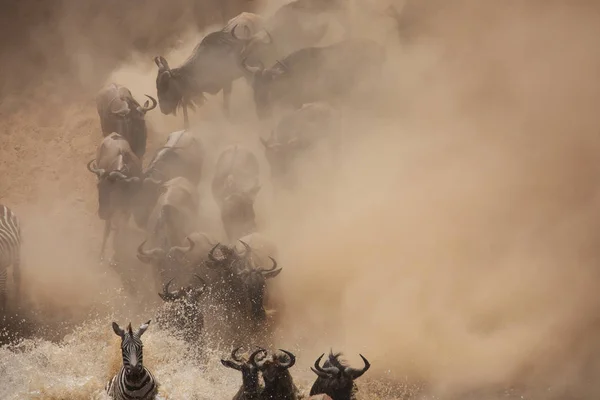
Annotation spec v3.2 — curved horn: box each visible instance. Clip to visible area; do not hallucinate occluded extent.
[249,348,268,367]
[260,257,278,273]
[311,367,331,379]
[169,237,195,259]
[192,274,208,298]
[277,349,296,369]
[345,354,371,379]
[231,346,244,362]
[231,24,241,40]
[87,159,105,177]
[241,57,263,75]
[238,240,252,260]
[137,240,166,263]
[314,353,340,376]
[158,277,180,301]
[142,95,158,112]
[207,243,223,267]
[143,177,163,186]
[262,29,273,44]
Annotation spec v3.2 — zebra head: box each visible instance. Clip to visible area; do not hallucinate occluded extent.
[112,320,151,378]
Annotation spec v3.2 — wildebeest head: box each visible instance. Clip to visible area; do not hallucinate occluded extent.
[235,241,282,322]
[207,241,282,322]
[112,320,151,378]
[158,274,207,303]
[310,351,371,400]
[138,236,195,281]
[221,347,268,396]
[241,58,288,119]
[87,158,141,221]
[154,56,189,116]
[221,178,261,241]
[260,349,298,398]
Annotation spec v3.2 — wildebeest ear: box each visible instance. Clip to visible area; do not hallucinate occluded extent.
[112,322,125,338]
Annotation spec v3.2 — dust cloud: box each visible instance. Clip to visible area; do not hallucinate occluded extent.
[2,0,600,399]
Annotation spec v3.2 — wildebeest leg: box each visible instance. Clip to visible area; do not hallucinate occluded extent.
[222,82,232,117]
[182,102,190,130]
[99,220,111,262]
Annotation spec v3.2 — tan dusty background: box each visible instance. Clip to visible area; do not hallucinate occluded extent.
[2,0,600,399]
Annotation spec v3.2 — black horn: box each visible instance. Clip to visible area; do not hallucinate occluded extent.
[87,159,105,177]
[137,240,166,263]
[158,277,180,302]
[142,95,158,112]
[345,354,371,379]
[278,349,296,369]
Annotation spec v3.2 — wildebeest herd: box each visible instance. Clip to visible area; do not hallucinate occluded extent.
[0,1,406,398]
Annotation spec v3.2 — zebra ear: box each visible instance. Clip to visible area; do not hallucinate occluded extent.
[137,320,151,337]
[112,322,125,338]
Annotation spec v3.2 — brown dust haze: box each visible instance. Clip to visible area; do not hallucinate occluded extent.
[2,0,600,399]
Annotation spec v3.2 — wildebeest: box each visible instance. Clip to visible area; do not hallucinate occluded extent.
[260,101,340,189]
[157,275,207,345]
[87,133,142,262]
[136,177,200,289]
[96,83,157,159]
[241,37,385,119]
[310,351,371,400]
[221,347,268,400]
[133,129,205,229]
[211,145,261,242]
[260,349,299,400]
[207,241,282,327]
[154,24,252,127]
[241,0,347,69]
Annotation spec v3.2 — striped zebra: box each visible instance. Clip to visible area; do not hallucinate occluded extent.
[0,204,21,311]
[106,320,159,400]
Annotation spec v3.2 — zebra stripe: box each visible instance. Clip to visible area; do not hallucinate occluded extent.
[107,321,158,400]
[0,204,21,310]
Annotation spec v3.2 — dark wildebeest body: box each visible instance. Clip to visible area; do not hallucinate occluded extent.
[261,102,341,190]
[156,275,207,346]
[136,177,200,291]
[241,0,347,69]
[206,241,282,339]
[221,347,268,400]
[134,129,204,229]
[154,26,252,126]
[310,352,371,400]
[242,37,385,119]
[95,83,157,159]
[211,145,261,242]
[260,349,299,400]
[87,133,142,262]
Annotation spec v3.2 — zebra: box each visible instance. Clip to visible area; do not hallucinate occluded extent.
[0,204,21,312]
[106,320,159,400]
